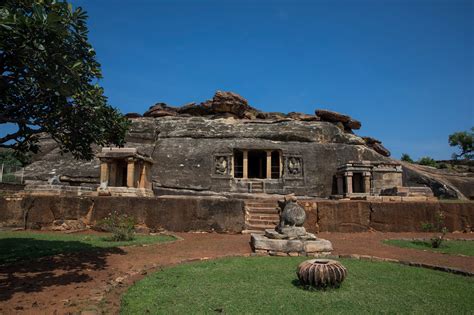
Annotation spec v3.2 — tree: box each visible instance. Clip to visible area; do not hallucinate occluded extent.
[418,156,438,168]
[400,153,414,163]
[0,0,129,160]
[449,127,473,160]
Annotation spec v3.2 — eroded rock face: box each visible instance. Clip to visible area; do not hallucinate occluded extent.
[23,91,468,198]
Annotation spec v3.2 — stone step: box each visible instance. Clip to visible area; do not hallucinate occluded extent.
[246,209,279,215]
[246,205,278,211]
[248,214,279,221]
[241,229,265,234]
[247,219,279,226]
[245,223,276,231]
[245,203,278,208]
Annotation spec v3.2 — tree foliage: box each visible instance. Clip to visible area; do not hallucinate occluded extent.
[0,0,129,160]
[449,127,473,160]
[417,156,438,168]
[400,153,414,163]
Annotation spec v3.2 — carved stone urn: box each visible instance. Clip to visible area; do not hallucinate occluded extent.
[297,259,347,288]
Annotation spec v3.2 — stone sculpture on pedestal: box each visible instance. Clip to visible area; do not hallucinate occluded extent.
[251,195,333,256]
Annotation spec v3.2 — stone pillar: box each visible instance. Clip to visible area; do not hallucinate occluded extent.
[109,162,118,187]
[139,162,147,188]
[127,158,135,188]
[336,175,344,195]
[243,150,248,179]
[279,153,282,178]
[363,172,371,194]
[266,151,272,179]
[100,161,109,187]
[345,172,353,195]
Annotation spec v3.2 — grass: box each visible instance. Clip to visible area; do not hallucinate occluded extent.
[0,230,176,265]
[121,256,474,314]
[384,239,474,257]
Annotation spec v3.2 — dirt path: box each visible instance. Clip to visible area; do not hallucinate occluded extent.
[0,232,472,314]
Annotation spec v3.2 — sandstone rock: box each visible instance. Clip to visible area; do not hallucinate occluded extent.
[124,113,142,118]
[371,142,391,157]
[211,91,260,119]
[177,102,213,116]
[362,137,391,157]
[315,109,351,123]
[143,103,178,117]
[346,119,361,130]
[287,112,319,121]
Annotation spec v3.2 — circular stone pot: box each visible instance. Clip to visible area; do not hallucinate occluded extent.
[297,259,347,289]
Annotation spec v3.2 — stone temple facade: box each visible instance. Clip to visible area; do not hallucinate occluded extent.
[22,91,460,199]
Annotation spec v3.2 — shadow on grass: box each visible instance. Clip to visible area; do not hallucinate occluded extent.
[0,238,125,301]
[411,240,446,249]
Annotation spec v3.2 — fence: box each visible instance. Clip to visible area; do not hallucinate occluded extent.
[0,163,24,184]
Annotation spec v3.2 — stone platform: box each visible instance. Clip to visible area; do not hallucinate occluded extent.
[251,233,333,257]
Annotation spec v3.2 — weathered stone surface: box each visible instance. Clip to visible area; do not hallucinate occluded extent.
[402,161,473,200]
[303,240,333,252]
[251,234,333,253]
[370,202,440,232]
[0,195,244,233]
[20,91,470,198]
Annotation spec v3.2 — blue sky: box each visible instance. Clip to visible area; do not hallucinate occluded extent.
[11,0,474,160]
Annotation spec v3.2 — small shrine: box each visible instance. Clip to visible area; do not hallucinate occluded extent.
[97,147,154,197]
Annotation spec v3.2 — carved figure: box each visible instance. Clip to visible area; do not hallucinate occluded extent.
[48,175,61,185]
[215,156,228,175]
[288,157,301,175]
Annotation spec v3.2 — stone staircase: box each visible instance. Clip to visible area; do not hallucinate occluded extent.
[243,199,280,234]
[249,181,264,193]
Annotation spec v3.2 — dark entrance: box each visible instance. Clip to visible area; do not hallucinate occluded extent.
[248,150,267,179]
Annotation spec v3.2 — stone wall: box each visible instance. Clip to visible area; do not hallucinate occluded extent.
[299,200,474,233]
[0,195,245,233]
[0,196,472,233]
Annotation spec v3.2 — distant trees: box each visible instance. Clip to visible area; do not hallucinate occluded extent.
[400,153,414,163]
[417,157,438,168]
[449,127,473,160]
[0,0,129,161]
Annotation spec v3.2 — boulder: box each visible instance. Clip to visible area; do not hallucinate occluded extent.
[211,91,260,119]
[371,142,391,157]
[315,109,361,130]
[346,119,361,130]
[315,109,351,123]
[362,137,391,157]
[144,103,178,117]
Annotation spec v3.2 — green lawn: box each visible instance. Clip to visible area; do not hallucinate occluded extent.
[384,239,474,256]
[121,256,474,314]
[0,231,176,265]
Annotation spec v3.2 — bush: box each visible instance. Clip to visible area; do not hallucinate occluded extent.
[98,211,136,241]
[429,211,448,248]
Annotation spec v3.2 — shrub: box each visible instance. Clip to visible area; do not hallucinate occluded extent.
[429,211,448,248]
[98,211,136,241]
